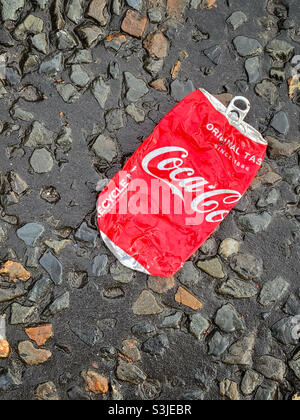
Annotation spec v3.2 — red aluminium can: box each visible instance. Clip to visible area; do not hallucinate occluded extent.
[97,88,268,277]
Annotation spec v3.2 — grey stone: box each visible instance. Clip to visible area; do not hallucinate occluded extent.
[177,261,200,288]
[0,224,7,242]
[148,8,162,23]
[92,134,117,162]
[142,334,169,356]
[5,67,21,86]
[0,286,26,303]
[227,11,247,30]
[124,72,149,102]
[109,61,120,79]
[271,316,298,345]
[35,0,49,9]
[126,0,142,10]
[43,292,70,316]
[67,49,93,65]
[116,359,146,384]
[112,0,122,15]
[40,52,64,75]
[204,45,222,65]
[10,104,33,121]
[31,33,49,54]
[25,247,40,268]
[259,276,289,306]
[91,77,110,109]
[223,334,255,366]
[10,303,37,325]
[56,126,73,150]
[190,0,201,8]
[256,356,286,382]
[208,331,230,357]
[289,353,300,379]
[0,0,24,21]
[70,65,90,88]
[66,0,85,24]
[233,36,263,57]
[125,103,145,123]
[170,79,195,102]
[56,83,80,103]
[103,287,124,299]
[199,237,218,256]
[110,262,134,283]
[19,85,43,102]
[254,381,277,400]
[283,166,300,185]
[230,253,263,281]
[215,303,245,333]
[75,23,104,47]
[161,312,183,329]
[255,80,278,105]
[8,172,28,195]
[14,14,44,40]
[283,294,300,316]
[238,212,272,234]
[256,188,280,208]
[68,271,88,289]
[241,370,264,396]
[92,255,108,276]
[197,258,224,279]
[218,277,258,299]
[25,121,55,147]
[266,39,294,62]
[270,111,289,135]
[17,223,44,246]
[75,222,98,247]
[144,58,164,77]
[132,290,163,315]
[56,30,78,50]
[131,321,155,336]
[270,68,285,82]
[39,250,63,285]
[189,313,210,340]
[28,274,54,303]
[69,320,103,346]
[30,149,54,174]
[105,109,124,131]
[245,57,260,83]
[0,369,22,391]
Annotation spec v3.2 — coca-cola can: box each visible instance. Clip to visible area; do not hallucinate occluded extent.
[97,89,267,277]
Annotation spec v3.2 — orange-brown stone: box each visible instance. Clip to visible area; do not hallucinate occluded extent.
[81,370,109,394]
[150,78,167,92]
[121,9,148,38]
[167,0,186,20]
[0,261,31,282]
[175,286,203,310]
[201,0,217,9]
[143,32,169,58]
[147,276,175,294]
[18,341,52,366]
[25,324,53,346]
[0,340,10,358]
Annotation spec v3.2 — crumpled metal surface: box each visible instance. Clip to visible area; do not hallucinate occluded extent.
[97,89,267,277]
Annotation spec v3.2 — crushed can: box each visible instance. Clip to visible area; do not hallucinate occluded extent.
[97,89,268,277]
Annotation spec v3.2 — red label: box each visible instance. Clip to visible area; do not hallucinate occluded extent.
[97,90,267,277]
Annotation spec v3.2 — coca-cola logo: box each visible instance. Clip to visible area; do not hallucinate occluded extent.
[142,147,242,223]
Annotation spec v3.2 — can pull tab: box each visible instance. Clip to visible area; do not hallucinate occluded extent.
[226,96,250,124]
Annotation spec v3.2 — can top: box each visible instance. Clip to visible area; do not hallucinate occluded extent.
[200,89,268,146]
